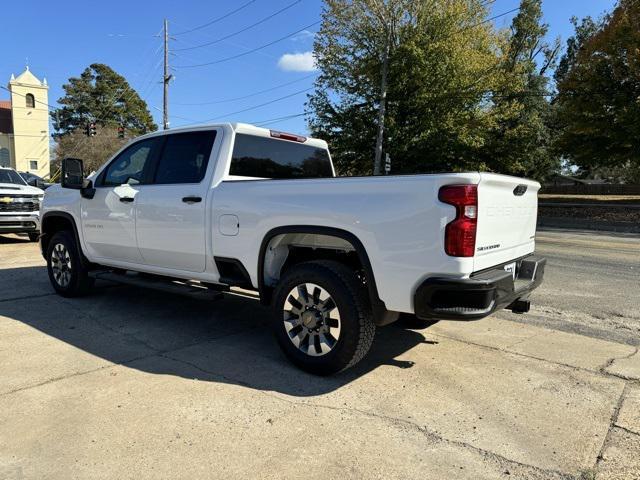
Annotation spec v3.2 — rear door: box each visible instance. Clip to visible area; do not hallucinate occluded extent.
[474,173,540,271]
[134,129,218,272]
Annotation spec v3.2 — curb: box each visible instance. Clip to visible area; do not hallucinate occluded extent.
[538,217,640,234]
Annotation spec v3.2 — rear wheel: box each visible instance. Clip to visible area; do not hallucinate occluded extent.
[46,231,94,297]
[271,260,375,375]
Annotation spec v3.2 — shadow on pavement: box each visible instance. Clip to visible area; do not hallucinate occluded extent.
[0,265,438,396]
[0,234,33,244]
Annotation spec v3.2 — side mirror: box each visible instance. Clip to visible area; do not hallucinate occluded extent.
[61,158,84,189]
[26,177,38,187]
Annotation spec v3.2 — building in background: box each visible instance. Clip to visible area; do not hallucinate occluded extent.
[0,67,50,176]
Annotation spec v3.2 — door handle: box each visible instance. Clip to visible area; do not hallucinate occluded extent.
[182,196,202,204]
[119,197,134,203]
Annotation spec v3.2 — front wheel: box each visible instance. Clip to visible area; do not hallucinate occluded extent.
[46,231,94,297]
[271,260,375,375]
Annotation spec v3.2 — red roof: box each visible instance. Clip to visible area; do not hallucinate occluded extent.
[0,100,12,134]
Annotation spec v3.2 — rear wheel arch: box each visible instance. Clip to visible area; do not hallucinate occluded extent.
[257,226,387,318]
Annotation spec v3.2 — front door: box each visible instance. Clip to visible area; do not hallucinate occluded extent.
[135,130,218,272]
[81,137,160,264]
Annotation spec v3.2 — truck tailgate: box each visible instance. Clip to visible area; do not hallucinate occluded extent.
[474,173,540,271]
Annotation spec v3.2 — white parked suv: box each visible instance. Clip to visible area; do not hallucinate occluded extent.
[0,166,44,241]
[40,123,545,374]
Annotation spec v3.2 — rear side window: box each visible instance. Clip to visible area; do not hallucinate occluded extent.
[229,134,332,179]
[154,131,216,184]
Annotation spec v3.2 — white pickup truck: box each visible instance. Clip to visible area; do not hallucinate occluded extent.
[1,166,44,241]
[41,123,545,374]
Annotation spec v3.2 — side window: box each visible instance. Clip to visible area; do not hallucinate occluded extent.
[229,134,333,179]
[25,93,35,108]
[102,138,157,186]
[153,131,216,184]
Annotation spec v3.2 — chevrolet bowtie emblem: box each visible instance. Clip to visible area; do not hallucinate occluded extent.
[0,197,13,204]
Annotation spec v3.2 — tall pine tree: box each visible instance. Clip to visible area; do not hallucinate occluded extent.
[51,63,156,137]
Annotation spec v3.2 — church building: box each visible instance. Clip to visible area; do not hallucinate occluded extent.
[0,67,51,176]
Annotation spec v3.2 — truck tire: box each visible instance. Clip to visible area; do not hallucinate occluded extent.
[46,230,94,297]
[271,260,375,375]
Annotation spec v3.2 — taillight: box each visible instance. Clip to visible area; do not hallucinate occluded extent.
[438,185,478,257]
[270,130,307,143]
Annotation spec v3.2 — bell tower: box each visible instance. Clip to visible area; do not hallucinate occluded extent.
[8,67,50,174]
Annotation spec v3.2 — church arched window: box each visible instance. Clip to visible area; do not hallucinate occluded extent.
[0,148,9,168]
[25,93,35,108]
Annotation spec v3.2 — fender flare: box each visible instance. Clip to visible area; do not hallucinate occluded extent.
[257,225,387,317]
[40,211,90,267]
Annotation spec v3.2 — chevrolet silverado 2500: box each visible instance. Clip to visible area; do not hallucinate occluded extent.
[40,123,545,374]
[1,166,44,241]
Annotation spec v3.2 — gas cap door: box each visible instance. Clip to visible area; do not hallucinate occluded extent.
[219,214,239,236]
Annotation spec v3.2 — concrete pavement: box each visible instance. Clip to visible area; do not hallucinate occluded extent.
[0,231,639,479]
[497,229,640,346]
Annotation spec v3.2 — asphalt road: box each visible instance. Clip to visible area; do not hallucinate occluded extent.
[0,230,639,480]
[497,228,640,346]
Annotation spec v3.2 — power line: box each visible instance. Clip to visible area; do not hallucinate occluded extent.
[0,86,57,110]
[200,86,313,122]
[254,112,306,126]
[175,0,303,52]
[175,21,321,68]
[174,0,258,35]
[173,73,317,106]
[178,87,313,126]
[457,6,521,34]
[55,36,164,160]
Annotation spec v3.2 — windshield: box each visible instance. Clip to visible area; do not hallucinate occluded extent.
[0,169,27,185]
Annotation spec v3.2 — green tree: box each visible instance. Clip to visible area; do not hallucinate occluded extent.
[554,0,640,180]
[553,16,603,87]
[308,0,500,176]
[483,0,561,180]
[53,127,131,174]
[51,63,156,137]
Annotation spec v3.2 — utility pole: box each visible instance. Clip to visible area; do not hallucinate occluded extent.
[373,37,389,176]
[163,18,172,130]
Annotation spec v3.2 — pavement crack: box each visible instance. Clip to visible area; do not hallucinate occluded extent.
[429,332,602,376]
[0,292,56,303]
[611,424,640,438]
[59,297,162,354]
[0,327,257,398]
[504,331,546,349]
[159,354,573,479]
[599,346,639,379]
[595,383,629,468]
[0,361,127,398]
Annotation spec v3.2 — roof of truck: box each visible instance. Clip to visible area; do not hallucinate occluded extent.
[137,122,328,150]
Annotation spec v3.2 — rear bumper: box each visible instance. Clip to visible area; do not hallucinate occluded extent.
[0,214,40,233]
[414,255,546,321]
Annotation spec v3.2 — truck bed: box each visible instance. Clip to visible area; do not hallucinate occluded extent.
[211,172,540,314]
